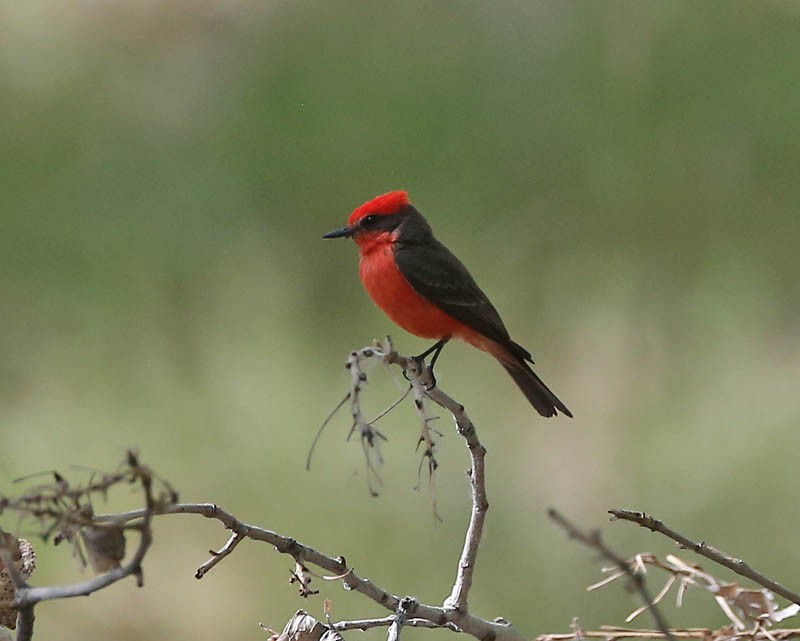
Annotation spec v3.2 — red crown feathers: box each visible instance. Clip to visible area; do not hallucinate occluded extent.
[348,190,409,226]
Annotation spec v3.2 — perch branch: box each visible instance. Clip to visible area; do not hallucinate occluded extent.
[308,339,490,613]
[381,343,488,612]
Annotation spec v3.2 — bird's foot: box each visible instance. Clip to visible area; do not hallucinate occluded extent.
[403,338,447,390]
[406,355,437,391]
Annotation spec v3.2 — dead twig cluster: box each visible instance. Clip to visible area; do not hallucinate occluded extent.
[308,337,443,504]
[588,552,799,630]
[609,510,800,608]
[547,508,800,641]
[0,451,176,641]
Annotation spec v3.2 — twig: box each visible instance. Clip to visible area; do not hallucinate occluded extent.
[609,510,800,607]
[381,347,488,612]
[368,385,413,426]
[400,355,440,511]
[195,531,245,579]
[548,509,676,641]
[344,344,392,495]
[332,616,460,632]
[306,393,350,471]
[430,387,486,612]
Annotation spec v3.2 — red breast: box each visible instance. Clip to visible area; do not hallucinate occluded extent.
[357,229,463,340]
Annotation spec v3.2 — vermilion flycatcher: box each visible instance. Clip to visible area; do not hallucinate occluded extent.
[323,190,572,418]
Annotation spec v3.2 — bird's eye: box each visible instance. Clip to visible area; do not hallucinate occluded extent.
[362,214,379,227]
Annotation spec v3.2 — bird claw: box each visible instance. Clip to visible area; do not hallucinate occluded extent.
[405,356,437,391]
[421,365,437,391]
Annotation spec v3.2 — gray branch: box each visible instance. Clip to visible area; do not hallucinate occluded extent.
[99,500,525,641]
[383,342,489,612]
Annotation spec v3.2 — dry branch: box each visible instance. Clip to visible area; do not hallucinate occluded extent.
[610,510,800,607]
[0,452,173,641]
[92,339,522,641]
[548,509,676,641]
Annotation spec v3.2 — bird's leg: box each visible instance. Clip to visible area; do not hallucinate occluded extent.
[411,338,449,390]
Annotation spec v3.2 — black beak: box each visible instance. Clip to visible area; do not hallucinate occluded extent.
[322,226,353,239]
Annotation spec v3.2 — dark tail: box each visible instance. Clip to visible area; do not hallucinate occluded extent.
[489,341,572,418]
[500,359,572,418]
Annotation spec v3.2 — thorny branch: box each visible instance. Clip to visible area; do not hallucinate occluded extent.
[610,510,800,608]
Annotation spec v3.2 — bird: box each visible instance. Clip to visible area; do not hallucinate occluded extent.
[323,190,572,418]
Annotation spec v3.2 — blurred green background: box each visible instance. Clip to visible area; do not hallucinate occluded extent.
[1,1,799,639]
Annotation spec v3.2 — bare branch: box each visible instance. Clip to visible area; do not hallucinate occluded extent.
[610,510,800,607]
[332,616,459,632]
[307,393,350,471]
[99,500,525,641]
[195,532,245,580]
[427,387,487,612]
[309,339,491,613]
[548,509,676,641]
[376,344,488,612]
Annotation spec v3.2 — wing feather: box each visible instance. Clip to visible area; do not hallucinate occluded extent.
[393,239,513,348]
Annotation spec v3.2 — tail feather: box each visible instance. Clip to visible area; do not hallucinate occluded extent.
[461,332,572,418]
[500,359,573,418]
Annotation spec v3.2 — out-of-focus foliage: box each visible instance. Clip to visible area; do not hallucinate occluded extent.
[1,2,798,640]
